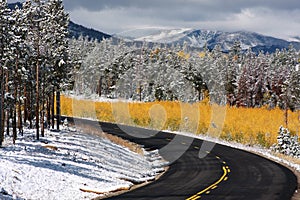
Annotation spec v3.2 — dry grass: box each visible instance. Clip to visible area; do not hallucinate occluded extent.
[42,145,58,151]
[60,95,300,148]
[80,186,131,195]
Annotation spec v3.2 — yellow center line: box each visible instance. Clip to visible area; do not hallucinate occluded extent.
[211,185,218,190]
[186,194,199,200]
[186,166,228,200]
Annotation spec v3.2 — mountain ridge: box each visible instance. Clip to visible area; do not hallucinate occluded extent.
[115,27,300,53]
[68,21,111,41]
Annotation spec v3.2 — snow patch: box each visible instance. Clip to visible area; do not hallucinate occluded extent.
[0,128,167,200]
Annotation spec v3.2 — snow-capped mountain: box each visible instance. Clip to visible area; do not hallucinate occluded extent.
[116,27,193,43]
[115,28,300,53]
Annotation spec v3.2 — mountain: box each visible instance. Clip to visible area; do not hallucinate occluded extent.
[68,21,111,41]
[7,2,22,10]
[116,27,193,43]
[116,28,300,53]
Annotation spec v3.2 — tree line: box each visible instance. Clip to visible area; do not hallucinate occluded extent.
[0,0,69,146]
[70,37,300,111]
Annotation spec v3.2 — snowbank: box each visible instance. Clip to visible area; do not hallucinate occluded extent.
[0,128,167,200]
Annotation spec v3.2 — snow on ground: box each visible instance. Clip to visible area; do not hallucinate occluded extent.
[0,127,167,200]
[65,93,137,103]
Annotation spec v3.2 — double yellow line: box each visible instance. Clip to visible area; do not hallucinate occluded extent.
[186,166,229,200]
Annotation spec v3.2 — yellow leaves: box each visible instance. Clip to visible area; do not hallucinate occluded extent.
[152,48,160,55]
[233,55,239,61]
[198,51,206,58]
[223,54,229,60]
[177,50,190,60]
[60,95,299,148]
[150,48,160,58]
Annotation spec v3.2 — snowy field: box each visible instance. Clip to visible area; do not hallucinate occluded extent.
[0,127,167,200]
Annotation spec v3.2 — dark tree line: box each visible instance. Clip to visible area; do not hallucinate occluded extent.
[0,0,70,146]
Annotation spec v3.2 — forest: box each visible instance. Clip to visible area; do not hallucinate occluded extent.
[0,0,69,146]
[1,0,300,148]
[70,37,300,109]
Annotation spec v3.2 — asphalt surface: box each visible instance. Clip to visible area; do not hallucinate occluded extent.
[68,117,297,200]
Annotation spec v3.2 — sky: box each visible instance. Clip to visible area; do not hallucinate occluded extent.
[7,0,300,40]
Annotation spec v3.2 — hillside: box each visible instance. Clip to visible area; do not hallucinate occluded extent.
[115,27,300,53]
[68,21,111,41]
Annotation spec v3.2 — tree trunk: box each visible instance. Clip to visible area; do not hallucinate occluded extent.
[46,97,50,130]
[5,70,9,136]
[41,73,45,137]
[0,67,4,146]
[29,89,33,129]
[98,77,102,97]
[36,60,40,140]
[13,57,19,143]
[12,106,17,145]
[18,71,23,136]
[23,84,28,129]
[18,101,22,136]
[13,72,17,144]
[6,109,10,136]
[56,89,60,131]
[51,89,55,129]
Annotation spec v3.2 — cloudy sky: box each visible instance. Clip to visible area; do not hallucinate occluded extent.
[7,0,300,40]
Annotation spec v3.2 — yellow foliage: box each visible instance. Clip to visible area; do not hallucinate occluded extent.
[60,95,300,148]
[198,52,206,58]
[150,48,160,58]
[233,55,238,61]
[177,51,190,60]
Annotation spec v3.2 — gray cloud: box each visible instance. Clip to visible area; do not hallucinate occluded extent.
[62,0,300,12]
[7,0,300,39]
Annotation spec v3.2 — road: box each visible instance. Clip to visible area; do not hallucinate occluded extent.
[68,118,297,200]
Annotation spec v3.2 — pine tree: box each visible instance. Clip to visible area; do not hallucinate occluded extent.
[0,1,11,146]
[272,126,300,158]
[10,5,28,142]
[44,0,69,131]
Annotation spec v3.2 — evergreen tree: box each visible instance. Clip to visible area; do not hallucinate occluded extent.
[0,1,12,146]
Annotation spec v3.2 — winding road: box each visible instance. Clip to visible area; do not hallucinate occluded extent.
[68,118,297,200]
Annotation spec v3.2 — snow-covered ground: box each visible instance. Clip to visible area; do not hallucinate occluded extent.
[0,127,167,200]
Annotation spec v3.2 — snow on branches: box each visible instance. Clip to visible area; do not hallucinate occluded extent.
[271,126,300,158]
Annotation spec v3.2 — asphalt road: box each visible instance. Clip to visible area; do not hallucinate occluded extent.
[68,118,297,200]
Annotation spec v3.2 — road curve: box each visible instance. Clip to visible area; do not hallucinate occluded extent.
[67,117,297,200]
